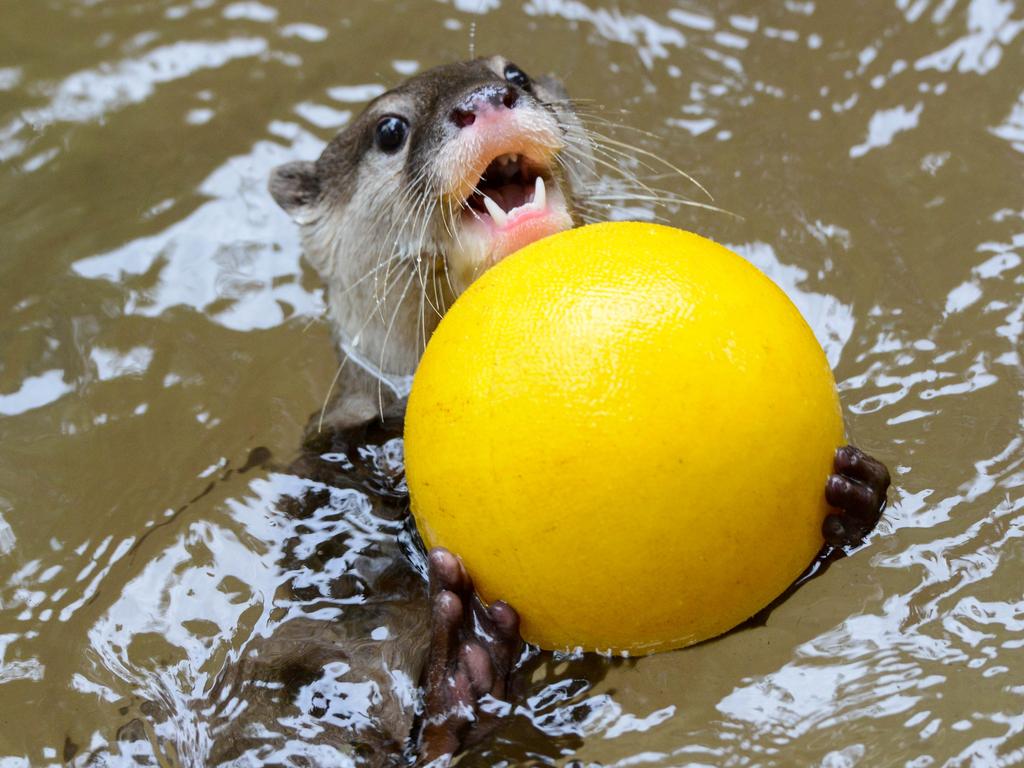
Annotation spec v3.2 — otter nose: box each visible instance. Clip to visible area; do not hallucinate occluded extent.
[450,84,519,128]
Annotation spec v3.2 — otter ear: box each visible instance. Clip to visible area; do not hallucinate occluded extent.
[269,160,320,216]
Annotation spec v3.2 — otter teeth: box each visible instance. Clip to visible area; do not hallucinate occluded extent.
[479,176,549,227]
[482,195,509,226]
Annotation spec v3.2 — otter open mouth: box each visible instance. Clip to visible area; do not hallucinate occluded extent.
[449,151,573,291]
[465,153,550,228]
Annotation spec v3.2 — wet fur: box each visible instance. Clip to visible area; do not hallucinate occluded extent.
[271,56,597,429]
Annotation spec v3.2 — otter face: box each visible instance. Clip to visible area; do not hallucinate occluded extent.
[269,56,595,379]
[396,58,583,291]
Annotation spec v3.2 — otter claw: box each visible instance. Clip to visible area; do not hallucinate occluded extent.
[415,548,522,765]
[822,446,891,547]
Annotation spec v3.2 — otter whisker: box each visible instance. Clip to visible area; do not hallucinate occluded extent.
[339,251,406,298]
[300,303,330,334]
[316,357,349,433]
[413,201,444,320]
[316,254,417,432]
[572,133,672,187]
[559,126,733,222]
[588,193,740,218]
[380,178,435,319]
[557,101,670,144]
[564,144,662,202]
[583,130,712,200]
[441,194,470,262]
[396,190,441,359]
[430,247,446,327]
[375,263,419,418]
[373,185,423,321]
[560,119,712,208]
[440,197,462,298]
[561,128,657,182]
[575,198,674,226]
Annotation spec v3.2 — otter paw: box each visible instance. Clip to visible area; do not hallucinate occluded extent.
[415,548,522,765]
[822,446,891,547]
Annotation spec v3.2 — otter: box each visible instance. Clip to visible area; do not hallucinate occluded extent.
[268,56,891,765]
[270,56,597,431]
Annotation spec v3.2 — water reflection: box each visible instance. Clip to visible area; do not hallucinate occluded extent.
[72,136,324,331]
[0,371,73,417]
[9,38,268,134]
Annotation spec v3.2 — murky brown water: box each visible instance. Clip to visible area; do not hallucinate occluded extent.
[2,0,1023,765]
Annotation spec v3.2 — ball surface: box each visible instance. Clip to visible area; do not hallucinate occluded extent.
[404,222,843,655]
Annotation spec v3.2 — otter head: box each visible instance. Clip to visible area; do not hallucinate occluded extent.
[270,56,595,385]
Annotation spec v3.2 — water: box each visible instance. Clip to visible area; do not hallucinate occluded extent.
[2,0,1023,765]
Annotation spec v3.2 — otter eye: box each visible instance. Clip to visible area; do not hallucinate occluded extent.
[503,63,531,91]
[374,116,408,153]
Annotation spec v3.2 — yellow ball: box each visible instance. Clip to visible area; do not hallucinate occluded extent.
[405,222,843,655]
